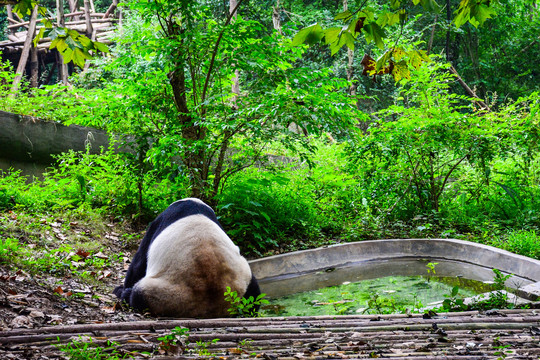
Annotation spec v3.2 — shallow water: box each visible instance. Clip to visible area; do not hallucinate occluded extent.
[260,275,494,316]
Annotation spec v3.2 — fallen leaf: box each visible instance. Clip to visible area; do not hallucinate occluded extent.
[94,252,108,259]
[53,286,64,295]
[28,310,45,318]
[11,315,33,328]
[76,249,90,258]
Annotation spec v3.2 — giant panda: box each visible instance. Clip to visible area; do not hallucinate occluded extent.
[113,198,261,318]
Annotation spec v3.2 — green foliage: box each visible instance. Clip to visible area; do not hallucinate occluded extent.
[440,286,467,311]
[9,1,108,68]
[491,230,540,260]
[157,327,189,353]
[195,338,220,357]
[0,238,22,264]
[426,262,438,276]
[56,336,130,360]
[224,286,269,317]
[366,293,399,314]
[439,269,516,312]
[0,148,187,220]
[347,63,540,232]
[291,0,499,79]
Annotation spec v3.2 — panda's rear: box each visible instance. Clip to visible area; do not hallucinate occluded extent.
[132,214,252,318]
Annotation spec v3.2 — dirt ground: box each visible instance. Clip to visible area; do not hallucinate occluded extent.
[0,258,144,332]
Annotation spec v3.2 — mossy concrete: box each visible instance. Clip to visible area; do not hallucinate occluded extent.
[249,238,540,300]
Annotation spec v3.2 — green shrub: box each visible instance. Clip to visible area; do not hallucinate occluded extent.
[492,230,540,259]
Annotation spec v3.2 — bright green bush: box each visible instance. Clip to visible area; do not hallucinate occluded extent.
[492,230,540,260]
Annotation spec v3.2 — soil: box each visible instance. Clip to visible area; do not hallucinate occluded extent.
[0,213,149,332]
[0,262,144,332]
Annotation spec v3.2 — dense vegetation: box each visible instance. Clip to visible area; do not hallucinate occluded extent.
[1,0,539,260]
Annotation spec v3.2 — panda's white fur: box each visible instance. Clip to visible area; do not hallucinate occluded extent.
[134,214,252,317]
[113,198,260,318]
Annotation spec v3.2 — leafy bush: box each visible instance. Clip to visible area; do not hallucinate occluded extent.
[0,238,22,263]
[224,286,269,317]
[492,230,540,260]
[0,148,190,221]
[216,144,355,254]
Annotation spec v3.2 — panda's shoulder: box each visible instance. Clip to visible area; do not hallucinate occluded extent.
[154,198,220,232]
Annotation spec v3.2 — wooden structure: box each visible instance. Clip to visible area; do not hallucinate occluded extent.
[0,0,118,87]
[1,309,540,359]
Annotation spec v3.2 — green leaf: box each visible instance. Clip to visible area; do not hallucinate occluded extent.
[292,23,324,46]
[408,49,430,69]
[362,22,385,50]
[376,50,393,72]
[13,0,33,16]
[472,4,496,26]
[392,60,410,82]
[393,47,407,61]
[378,12,400,27]
[33,28,45,47]
[62,48,74,63]
[451,286,460,297]
[79,36,92,48]
[419,0,441,13]
[334,10,352,20]
[93,41,109,53]
[390,0,401,9]
[72,48,90,68]
[55,38,69,53]
[324,27,342,45]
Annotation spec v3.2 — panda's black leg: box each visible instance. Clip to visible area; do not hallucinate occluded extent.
[243,273,262,305]
[130,286,149,313]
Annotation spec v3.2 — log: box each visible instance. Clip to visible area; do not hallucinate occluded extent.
[9,5,39,99]
[6,5,17,34]
[103,0,118,18]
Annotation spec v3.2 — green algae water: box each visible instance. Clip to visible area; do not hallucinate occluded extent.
[260,275,494,317]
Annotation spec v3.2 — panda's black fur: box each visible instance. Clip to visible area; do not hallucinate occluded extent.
[113,198,261,318]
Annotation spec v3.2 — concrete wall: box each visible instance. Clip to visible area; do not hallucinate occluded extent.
[0,111,112,178]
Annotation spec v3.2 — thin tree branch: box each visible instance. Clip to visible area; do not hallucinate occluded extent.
[435,153,468,201]
[201,0,245,107]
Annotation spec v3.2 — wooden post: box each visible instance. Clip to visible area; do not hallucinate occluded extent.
[68,0,80,20]
[56,0,69,84]
[6,5,16,35]
[9,5,39,98]
[83,0,94,37]
[30,46,39,88]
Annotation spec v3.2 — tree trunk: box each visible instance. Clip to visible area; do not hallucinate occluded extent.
[427,15,437,55]
[445,0,451,63]
[343,0,355,96]
[6,5,15,36]
[272,0,282,34]
[9,5,39,98]
[230,0,239,108]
